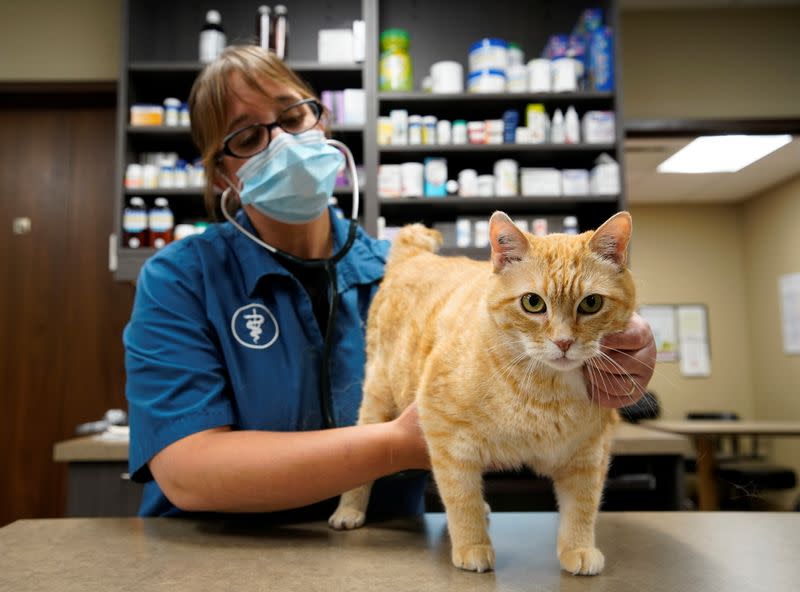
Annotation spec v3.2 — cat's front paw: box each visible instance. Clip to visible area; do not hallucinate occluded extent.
[328,506,366,530]
[559,547,605,575]
[452,544,495,573]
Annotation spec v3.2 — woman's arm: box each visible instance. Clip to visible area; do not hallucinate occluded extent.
[149,403,429,513]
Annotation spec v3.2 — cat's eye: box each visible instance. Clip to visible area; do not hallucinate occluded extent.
[578,294,604,314]
[521,293,547,314]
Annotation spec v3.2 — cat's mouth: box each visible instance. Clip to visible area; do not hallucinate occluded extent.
[545,356,584,371]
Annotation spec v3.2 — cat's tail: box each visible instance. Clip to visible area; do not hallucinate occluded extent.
[388,223,443,263]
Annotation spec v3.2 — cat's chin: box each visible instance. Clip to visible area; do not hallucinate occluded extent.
[544,357,585,372]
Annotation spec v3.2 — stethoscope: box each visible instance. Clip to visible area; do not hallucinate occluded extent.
[220,138,360,429]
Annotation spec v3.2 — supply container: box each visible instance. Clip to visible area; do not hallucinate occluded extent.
[552,57,580,92]
[436,120,452,144]
[467,121,486,144]
[148,197,174,249]
[400,162,424,197]
[477,174,495,197]
[142,164,159,188]
[485,119,504,144]
[563,216,579,235]
[456,218,472,247]
[422,115,437,145]
[389,109,408,145]
[589,27,614,91]
[272,5,288,59]
[163,98,181,126]
[494,159,518,196]
[408,114,423,145]
[257,5,271,50]
[533,218,548,236]
[377,116,393,145]
[452,120,468,144]
[378,164,402,197]
[521,168,562,196]
[423,157,448,197]
[179,103,191,127]
[525,103,547,143]
[123,197,148,249]
[468,38,508,73]
[502,110,519,144]
[173,160,189,188]
[430,61,464,93]
[506,64,527,92]
[507,43,524,67]
[380,29,413,91]
[174,224,197,241]
[199,10,226,63]
[561,169,590,195]
[125,164,143,188]
[467,69,506,93]
[526,58,552,92]
[474,220,490,248]
[458,169,479,196]
[130,104,164,126]
[582,111,616,144]
[564,106,581,144]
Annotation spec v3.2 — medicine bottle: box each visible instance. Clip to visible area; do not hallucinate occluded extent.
[272,5,288,59]
[380,29,413,91]
[148,197,175,249]
[199,10,226,63]
[257,6,271,51]
[123,197,148,249]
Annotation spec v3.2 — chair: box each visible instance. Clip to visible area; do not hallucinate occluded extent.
[619,391,661,423]
[685,412,797,510]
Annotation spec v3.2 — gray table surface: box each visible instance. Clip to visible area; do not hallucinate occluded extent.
[1,512,796,592]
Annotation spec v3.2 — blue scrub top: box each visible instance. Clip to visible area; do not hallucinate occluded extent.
[124,208,427,518]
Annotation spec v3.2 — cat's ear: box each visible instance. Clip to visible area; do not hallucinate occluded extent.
[489,211,529,272]
[589,211,632,268]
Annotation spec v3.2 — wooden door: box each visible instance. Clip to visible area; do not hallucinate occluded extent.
[0,88,135,526]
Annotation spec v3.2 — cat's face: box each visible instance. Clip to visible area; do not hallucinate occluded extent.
[486,212,636,372]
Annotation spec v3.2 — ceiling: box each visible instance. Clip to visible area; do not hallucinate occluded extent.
[621,0,800,9]
[624,136,800,203]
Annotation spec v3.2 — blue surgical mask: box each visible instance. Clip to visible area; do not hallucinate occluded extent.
[235,129,345,224]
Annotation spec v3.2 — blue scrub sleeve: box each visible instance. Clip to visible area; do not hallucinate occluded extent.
[124,246,235,482]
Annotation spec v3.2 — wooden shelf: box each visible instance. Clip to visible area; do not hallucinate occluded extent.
[124,188,204,196]
[127,126,191,135]
[439,246,489,260]
[129,61,363,73]
[379,196,619,215]
[379,143,615,154]
[379,91,613,103]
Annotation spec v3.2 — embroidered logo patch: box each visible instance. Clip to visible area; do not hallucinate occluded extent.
[231,303,279,349]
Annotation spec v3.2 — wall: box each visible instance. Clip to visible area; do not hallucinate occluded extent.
[628,204,754,420]
[0,0,120,81]
[621,7,800,119]
[741,175,800,505]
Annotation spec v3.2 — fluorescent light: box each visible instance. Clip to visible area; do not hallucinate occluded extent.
[657,134,792,174]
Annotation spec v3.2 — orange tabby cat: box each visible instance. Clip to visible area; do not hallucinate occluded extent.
[329,211,635,575]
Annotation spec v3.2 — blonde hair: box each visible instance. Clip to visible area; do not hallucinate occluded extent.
[188,45,319,217]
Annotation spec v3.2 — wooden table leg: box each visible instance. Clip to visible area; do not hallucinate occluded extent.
[694,436,719,511]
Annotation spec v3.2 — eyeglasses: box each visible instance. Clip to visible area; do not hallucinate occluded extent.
[220,98,323,159]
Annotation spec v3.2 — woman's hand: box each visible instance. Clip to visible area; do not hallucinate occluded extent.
[391,402,431,470]
[583,312,656,409]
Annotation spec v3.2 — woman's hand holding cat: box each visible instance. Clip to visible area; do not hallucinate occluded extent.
[583,312,656,408]
[391,402,432,470]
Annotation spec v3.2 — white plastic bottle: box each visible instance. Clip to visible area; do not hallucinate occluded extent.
[550,109,566,144]
[199,10,226,63]
[564,106,581,144]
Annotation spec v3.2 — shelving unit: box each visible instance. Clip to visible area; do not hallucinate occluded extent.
[113,0,623,280]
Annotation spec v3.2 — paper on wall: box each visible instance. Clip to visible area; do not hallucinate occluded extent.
[639,305,679,362]
[780,273,800,355]
[677,305,711,377]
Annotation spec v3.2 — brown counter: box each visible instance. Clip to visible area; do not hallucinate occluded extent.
[1,512,796,591]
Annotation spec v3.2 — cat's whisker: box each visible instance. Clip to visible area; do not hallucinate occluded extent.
[594,351,649,408]
[599,345,682,393]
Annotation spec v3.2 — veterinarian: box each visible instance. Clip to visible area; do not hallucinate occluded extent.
[124,46,657,517]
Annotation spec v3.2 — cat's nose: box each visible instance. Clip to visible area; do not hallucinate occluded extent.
[553,339,574,353]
